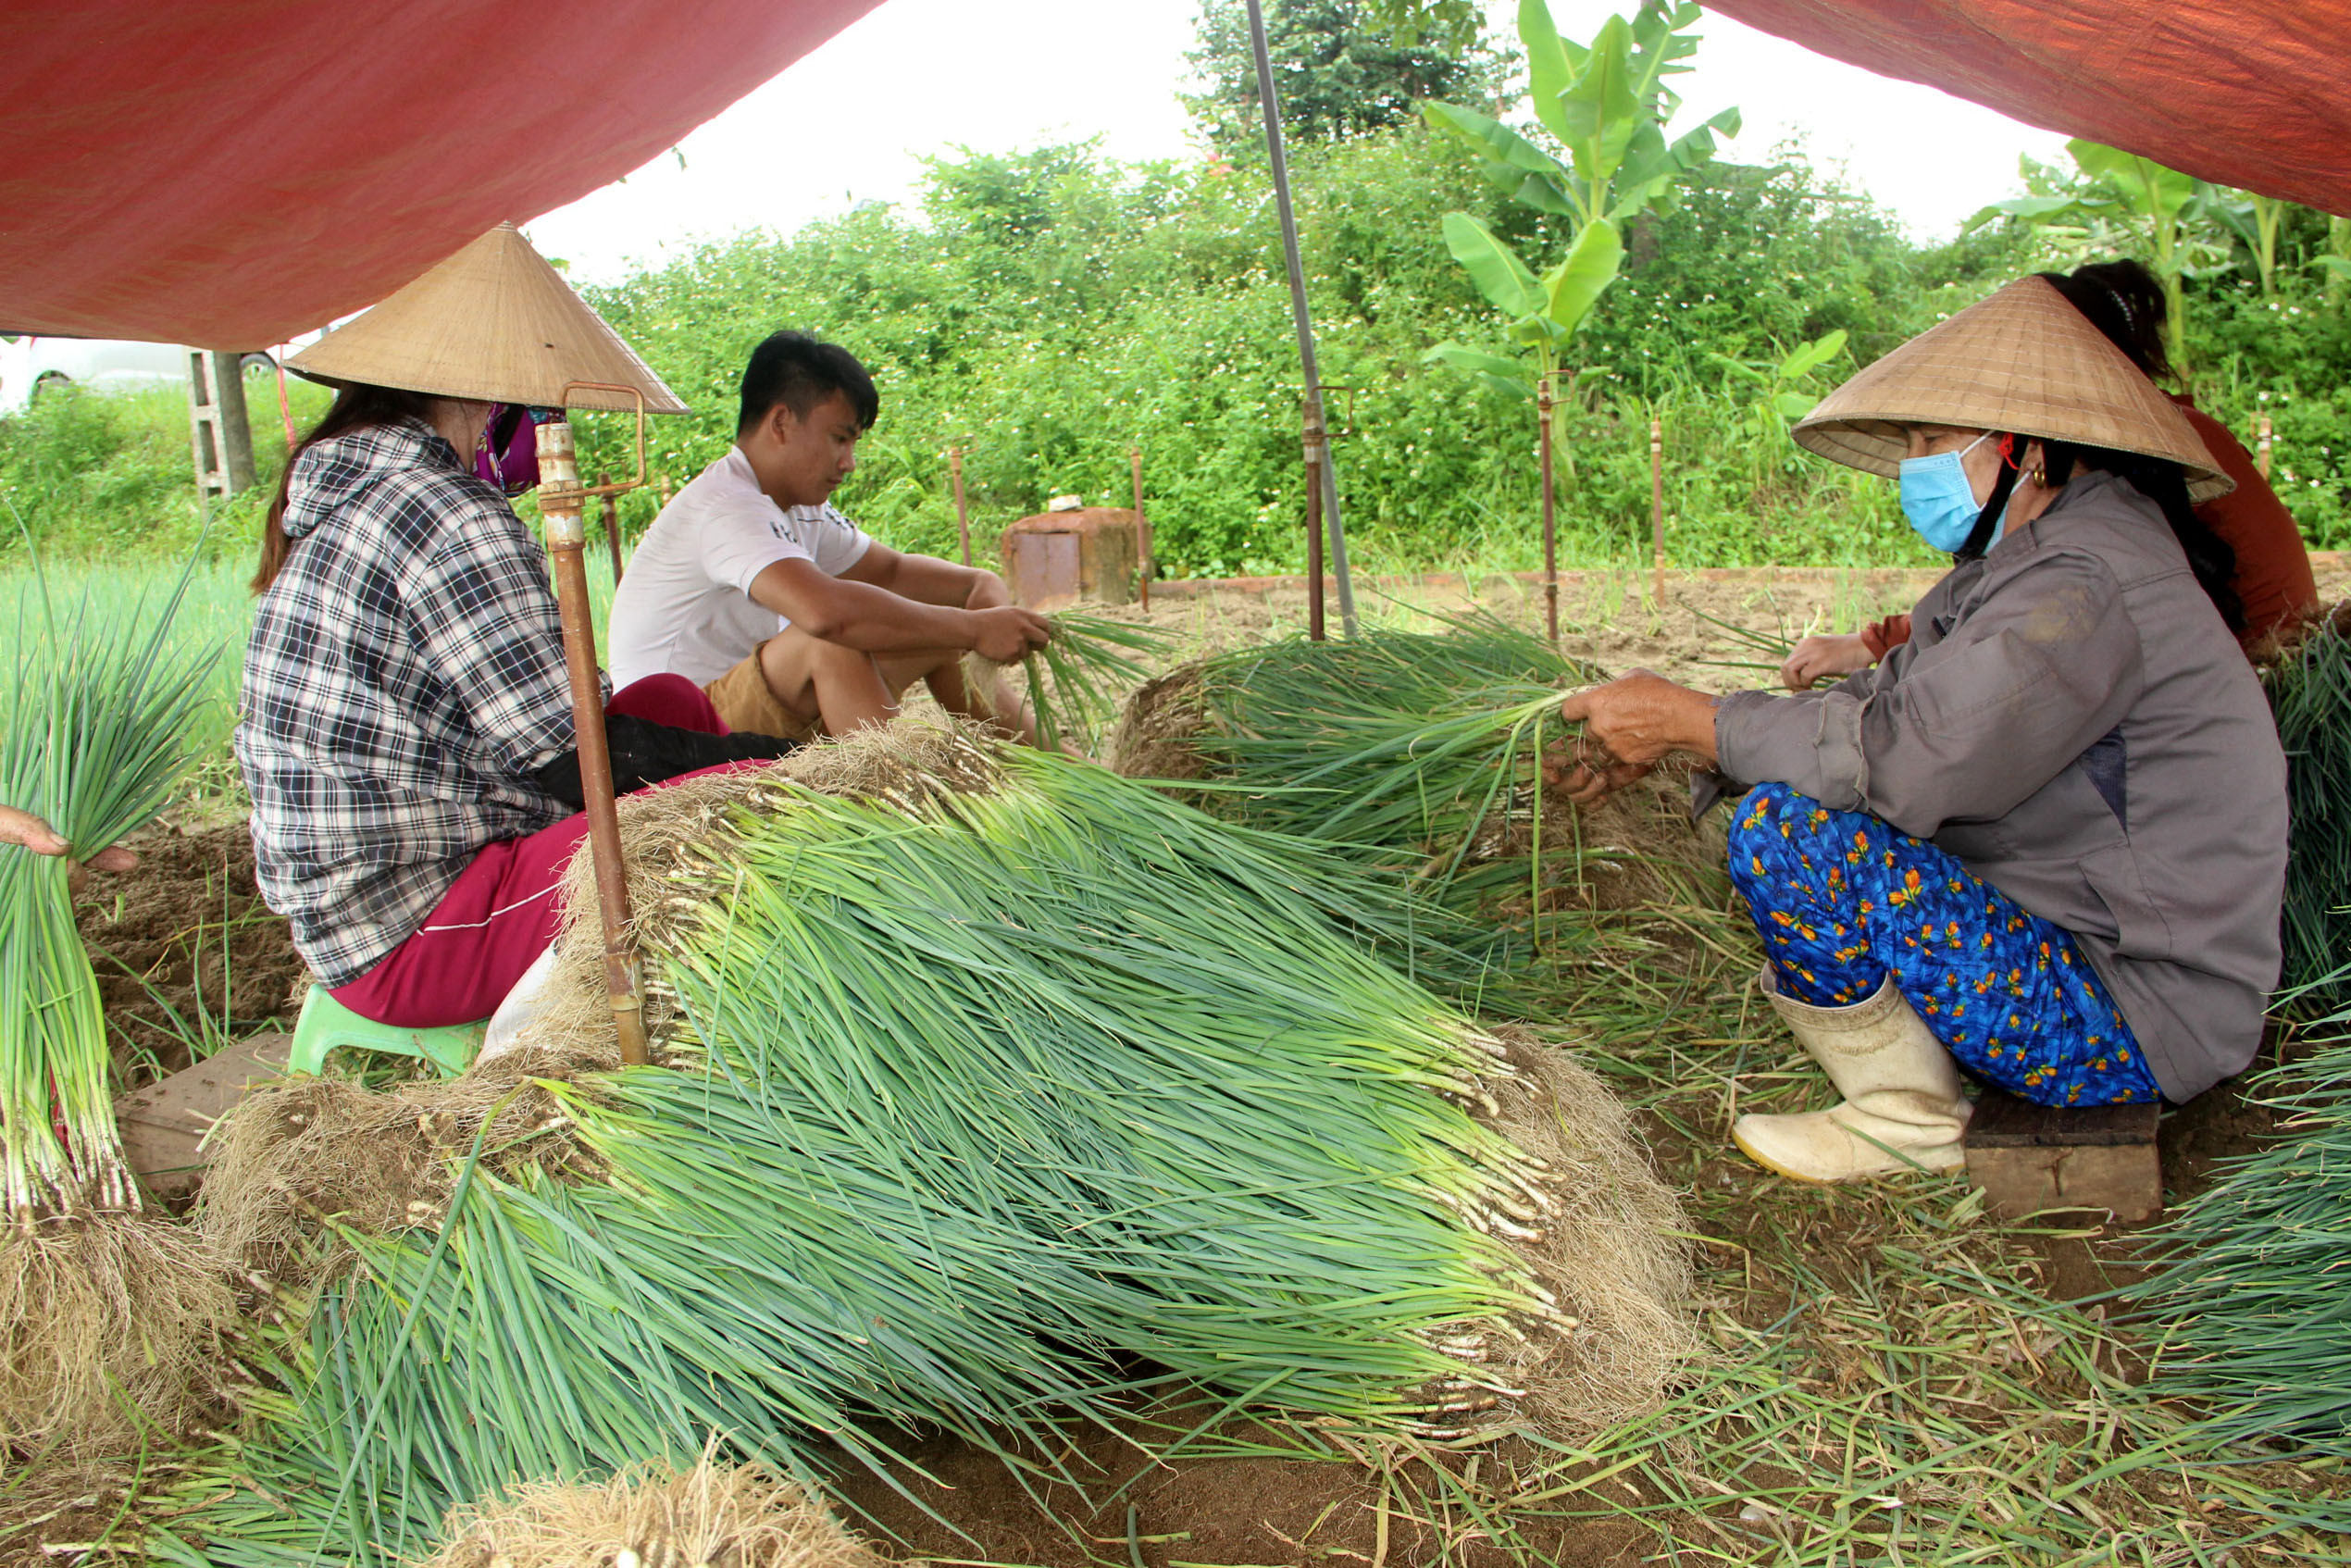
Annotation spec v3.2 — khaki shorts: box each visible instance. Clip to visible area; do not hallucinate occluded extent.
[703,641,826,744]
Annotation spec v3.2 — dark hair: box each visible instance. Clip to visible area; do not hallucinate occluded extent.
[252,381,440,592]
[2038,260,2173,383]
[1958,434,2244,633]
[736,331,878,436]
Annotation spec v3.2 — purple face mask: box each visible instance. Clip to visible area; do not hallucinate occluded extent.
[475,404,557,493]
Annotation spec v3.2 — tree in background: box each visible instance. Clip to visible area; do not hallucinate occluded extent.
[1184,0,1506,155]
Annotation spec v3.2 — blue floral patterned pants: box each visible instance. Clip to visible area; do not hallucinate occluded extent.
[1726,783,2159,1107]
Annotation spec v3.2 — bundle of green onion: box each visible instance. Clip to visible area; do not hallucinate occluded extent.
[2267,609,2351,1007]
[2122,1005,2351,1450]
[0,562,216,1216]
[976,609,1169,753]
[167,734,1686,1564]
[1109,616,1717,944]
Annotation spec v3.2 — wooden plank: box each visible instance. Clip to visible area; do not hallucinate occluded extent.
[116,1031,291,1201]
[1964,1089,2163,1225]
[1964,1087,2160,1148]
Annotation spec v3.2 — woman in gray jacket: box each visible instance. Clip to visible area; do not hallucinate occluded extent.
[1550,276,2287,1184]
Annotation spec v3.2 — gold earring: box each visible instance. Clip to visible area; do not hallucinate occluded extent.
[2030,465,2047,486]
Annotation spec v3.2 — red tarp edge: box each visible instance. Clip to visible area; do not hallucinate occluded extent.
[1,0,884,347]
[1707,0,2351,219]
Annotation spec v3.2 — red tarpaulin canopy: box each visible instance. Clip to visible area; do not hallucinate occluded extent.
[0,0,882,347]
[7,0,2350,349]
[1708,0,2351,218]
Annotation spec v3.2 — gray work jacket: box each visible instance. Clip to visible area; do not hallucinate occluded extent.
[1714,470,2286,1101]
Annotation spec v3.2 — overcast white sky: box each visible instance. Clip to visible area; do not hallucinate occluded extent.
[526,0,2073,284]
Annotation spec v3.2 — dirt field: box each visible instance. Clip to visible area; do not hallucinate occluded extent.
[38,563,2351,1566]
[1138,558,2351,686]
[78,821,305,1093]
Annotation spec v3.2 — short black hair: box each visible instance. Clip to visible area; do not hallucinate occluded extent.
[737,330,879,436]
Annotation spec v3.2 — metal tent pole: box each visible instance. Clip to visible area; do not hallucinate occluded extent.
[1244,0,1357,636]
[536,420,649,1066]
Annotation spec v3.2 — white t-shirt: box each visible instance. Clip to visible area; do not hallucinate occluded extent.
[606,447,873,687]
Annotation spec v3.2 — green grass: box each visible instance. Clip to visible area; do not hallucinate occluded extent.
[0,375,335,569]
[0,556,249,802]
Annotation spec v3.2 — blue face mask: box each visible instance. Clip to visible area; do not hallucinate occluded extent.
[1898,432,1996,553]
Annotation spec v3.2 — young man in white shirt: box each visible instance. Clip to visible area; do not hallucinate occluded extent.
[606,331,1051,741]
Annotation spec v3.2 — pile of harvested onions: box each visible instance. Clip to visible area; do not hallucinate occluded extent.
[165,728,1688,1564]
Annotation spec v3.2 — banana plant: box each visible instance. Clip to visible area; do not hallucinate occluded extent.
[2320,216,2351,305]
[2203,189,2289,301]
[1424,211,1623,400]
[1708,329,1848,484]
[1966,139,2242,374]
[1419,0,1737,405]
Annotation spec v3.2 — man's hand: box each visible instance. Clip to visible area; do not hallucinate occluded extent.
[1,803,138,892]
[970,606,1053,665]
[964,571,1014,613]
[1543,671,1719,806]
[1780,632,1874,691]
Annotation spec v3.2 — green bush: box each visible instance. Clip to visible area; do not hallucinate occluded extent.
[8,130,2344,577]
[579,134,1991,577]
[0,374,331,568]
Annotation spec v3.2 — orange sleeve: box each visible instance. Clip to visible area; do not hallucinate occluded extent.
[1859,613,1912,661]
[2176,398,2320,652]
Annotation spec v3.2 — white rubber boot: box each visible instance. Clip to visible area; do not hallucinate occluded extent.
[1731,967,1972,1183]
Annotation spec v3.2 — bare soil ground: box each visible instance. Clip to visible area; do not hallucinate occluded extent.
[1139,566,1947,690]
[76,821,305,1093]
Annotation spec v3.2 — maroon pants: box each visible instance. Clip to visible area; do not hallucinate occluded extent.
[330,675,739,1027]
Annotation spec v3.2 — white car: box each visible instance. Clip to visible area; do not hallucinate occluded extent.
[0,335,304,417]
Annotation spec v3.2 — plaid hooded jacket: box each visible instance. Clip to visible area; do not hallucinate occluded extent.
[236,417,588,987]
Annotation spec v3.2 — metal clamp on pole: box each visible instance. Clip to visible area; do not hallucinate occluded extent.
[536,415,652,1068]
[1304,399,1326,642]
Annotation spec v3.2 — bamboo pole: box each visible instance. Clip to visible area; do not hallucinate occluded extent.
[1537,375,1558,644]
[1129,444,1151,611]
[536,421,650,1067]
[597,470,625,585]
[1650,417,1666,607]
[949,445,973,567]
[1246,0,1356,636]
[2258,414,2273,479]
[1305,400,1326,642]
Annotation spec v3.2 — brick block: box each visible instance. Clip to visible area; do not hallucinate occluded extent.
[1001,509,1139,610]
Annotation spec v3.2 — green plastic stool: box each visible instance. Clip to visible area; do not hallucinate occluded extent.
[285,986,486,1079]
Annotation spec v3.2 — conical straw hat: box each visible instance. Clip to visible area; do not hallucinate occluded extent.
[1794,276,2230,502]
[289,224,686,415]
